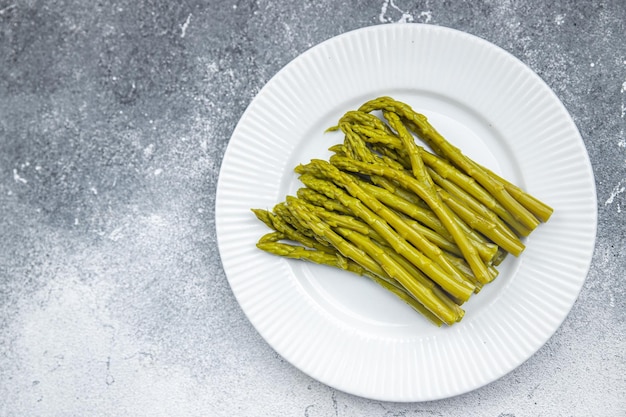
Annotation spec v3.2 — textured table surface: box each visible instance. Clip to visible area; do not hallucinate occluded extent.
[1,1,625,416]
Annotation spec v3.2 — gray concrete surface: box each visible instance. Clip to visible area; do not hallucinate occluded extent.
[1,1,624,416]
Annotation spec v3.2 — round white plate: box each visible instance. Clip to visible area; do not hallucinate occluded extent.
[215,24,597,402]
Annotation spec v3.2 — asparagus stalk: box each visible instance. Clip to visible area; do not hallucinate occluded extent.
[256,239,358,273]
[329,155,494,284]
[477,162,554,222]
[257,235,446,325]
[286,197,463,325]
[329,110,396,136]
[358,96,542,231]
[297,162,476,300]
[297,187,352,215]
[251,96,554,326]
[350,174,453,239]
[334,226,464,317]
[419,149,533,237]
[388,110,498,273]
[427,166,522,242]
[370,237,467,307]
[336,122,501,262]
[343,120,534,237]
[328,137,498,262]
[436,187,525,256]
[296,192,481,294]
[292,197,384,242]
[299,188,471,275]
[251,208,334,254]
[272,202,316,239]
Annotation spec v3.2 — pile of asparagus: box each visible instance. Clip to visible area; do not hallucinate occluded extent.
[252,97,553,326]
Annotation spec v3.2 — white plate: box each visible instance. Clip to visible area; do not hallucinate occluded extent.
[215,24,597,402]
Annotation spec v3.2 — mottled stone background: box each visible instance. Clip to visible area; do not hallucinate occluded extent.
[1,0,624,416]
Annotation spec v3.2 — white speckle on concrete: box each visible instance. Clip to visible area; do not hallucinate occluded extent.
[180,13,192,38]
[555,14,565,25]
[605,180,625,206]
[419,10,433,23]
[141,213,166,227]
[143,143,155,158]
[13,168,27,184]
[108,227,124,241]
[379,0,413,23]
[206,61,219,75]
[0,4,16,15]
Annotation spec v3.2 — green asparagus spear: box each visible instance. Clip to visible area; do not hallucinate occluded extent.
[257,230,286,244]
[436,187,525,256]
[335,226,465,312]
[251,96,554,326]
[334,121,501,262]
[329,110,396,136]
[427,166,522,242]
[251,208,334,254]
[296,187,352,215]
[370,237,467,307]
[342,119,534,237]
[272,202,317,239]
[286,197,463,325]
[293,197,384,241]
[258,239,446,326]
[295,164,476,301]
[419,148,533,237]
[349,123,404,152]
[386,110,499,270]
[477,162,554,222]
[358,96,542,231]
[257,239,350,271]
[328,155,494,284]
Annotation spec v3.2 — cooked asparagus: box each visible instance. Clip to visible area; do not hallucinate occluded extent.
[250,96,553,326]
